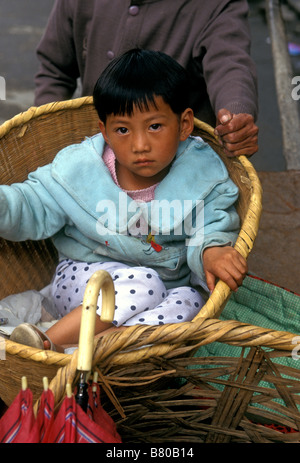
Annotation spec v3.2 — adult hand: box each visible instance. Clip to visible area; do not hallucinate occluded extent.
[203,246,248,293]
[214,108,258,157]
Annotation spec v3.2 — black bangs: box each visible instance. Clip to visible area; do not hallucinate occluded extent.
[93,49,190,122]
[97,84,159,120]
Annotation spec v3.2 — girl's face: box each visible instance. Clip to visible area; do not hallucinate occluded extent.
[98,96,194,190]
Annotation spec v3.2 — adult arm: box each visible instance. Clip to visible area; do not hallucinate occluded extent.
[198,0,258,156]
[34,0,79,105]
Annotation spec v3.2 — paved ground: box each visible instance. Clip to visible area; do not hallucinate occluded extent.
[0,0,299,293]
[247,171,300,294]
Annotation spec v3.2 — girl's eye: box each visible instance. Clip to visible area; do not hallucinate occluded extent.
[116,127,128,134]
[149,123,161,131]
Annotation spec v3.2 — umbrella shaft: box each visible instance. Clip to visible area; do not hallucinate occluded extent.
[75,373,89,412]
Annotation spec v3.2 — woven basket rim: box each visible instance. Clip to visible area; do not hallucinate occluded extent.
[0,96,94,138]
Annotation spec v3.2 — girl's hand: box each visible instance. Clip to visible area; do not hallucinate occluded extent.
[203,246,248,293]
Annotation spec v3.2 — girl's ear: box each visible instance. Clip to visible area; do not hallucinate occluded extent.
[98,120,110,144]
[179,108,194,141]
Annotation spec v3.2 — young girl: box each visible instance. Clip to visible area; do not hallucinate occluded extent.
[10,49,247,351]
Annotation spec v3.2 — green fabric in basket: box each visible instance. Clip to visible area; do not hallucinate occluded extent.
[193,276,300,417]
[194,275,300,368]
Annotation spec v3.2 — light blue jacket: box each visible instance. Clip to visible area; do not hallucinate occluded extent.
[0,134,240,288]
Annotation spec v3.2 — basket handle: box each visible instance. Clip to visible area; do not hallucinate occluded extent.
[77,270,115,372]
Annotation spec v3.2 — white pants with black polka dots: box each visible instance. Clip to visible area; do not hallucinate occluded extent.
[51,259,205,326]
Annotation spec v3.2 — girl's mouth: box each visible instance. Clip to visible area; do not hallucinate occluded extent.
[134,159,154,166]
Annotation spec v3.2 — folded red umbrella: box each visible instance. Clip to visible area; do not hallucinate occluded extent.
[28,378,55,443]
[47,384,122,443]
[87,375,121,441]
[0,377,39,443]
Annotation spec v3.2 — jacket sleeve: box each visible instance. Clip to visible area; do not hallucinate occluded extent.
[187,178,240,281]
[196,0,258,119]
[0,165,69,242]
[34,0,79,105]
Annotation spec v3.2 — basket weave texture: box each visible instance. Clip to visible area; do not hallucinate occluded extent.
[1,97,300,442]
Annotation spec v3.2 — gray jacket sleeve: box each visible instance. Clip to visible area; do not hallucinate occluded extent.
[197,0,258,119]
[34,0,79,105]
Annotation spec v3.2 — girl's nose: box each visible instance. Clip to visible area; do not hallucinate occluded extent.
[132,132,150,153]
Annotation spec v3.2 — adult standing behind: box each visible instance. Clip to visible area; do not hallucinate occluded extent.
[34,0,258,157]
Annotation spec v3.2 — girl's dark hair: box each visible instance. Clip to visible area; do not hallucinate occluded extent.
[93,49,190,122]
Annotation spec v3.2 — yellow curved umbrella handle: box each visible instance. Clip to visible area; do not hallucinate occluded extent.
[77,270,115,372]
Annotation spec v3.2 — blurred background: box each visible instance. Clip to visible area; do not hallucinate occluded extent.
[0,0,299,292]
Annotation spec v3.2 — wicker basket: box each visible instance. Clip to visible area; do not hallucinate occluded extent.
[1,97,299,443]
